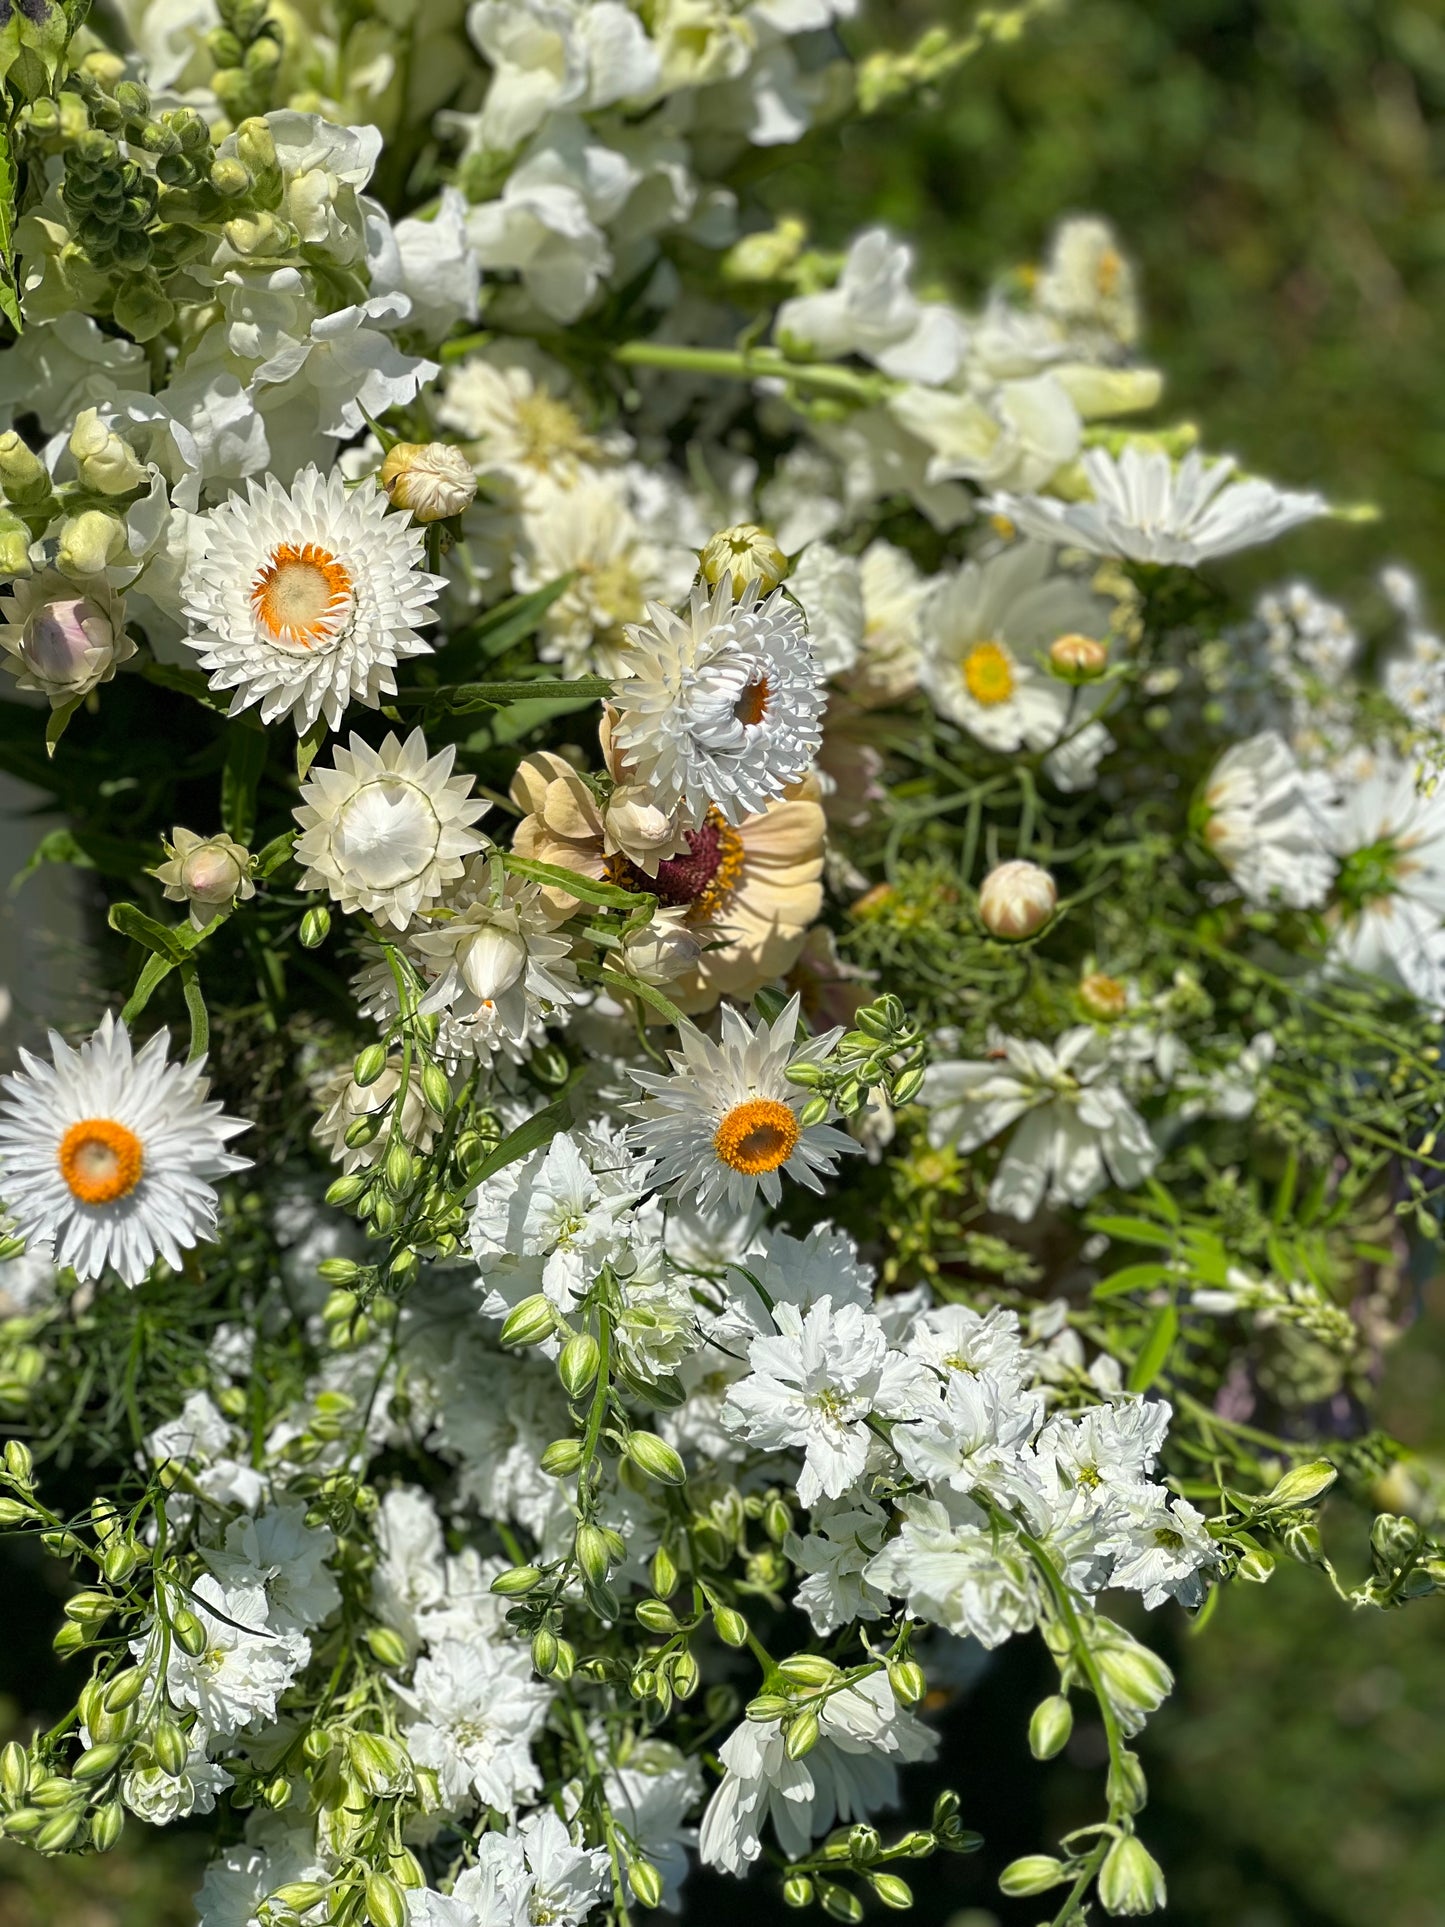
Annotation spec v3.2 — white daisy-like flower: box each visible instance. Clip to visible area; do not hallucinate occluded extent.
[919,542,1113,789]
[0,1014,250,1287]
[988,446,1326,568]
[410,871,583,1042]
[1201,731,1336,910]
[920,1026,1157,1221]
[1326,755,1445,1009]
[293,729,490,930]
[608,577,826,830]
[181,466,444,734]
[626,994,857,1211]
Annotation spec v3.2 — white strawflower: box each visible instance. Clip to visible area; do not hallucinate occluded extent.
[293,729,490,929]
[0,572,136,706]
[977,859,1058,939]
[152,827,256,929]
[181,466,444,734]
[1201,731,1336,909]
[920,1026,1157,1221]
[608,577,826,829]
[409,872,583,1045]
[626,995,857,1211]
[378,441,478,521]
[0,1014,250,1287]
[1326,755,1445,1008]
[989,446,1326,567]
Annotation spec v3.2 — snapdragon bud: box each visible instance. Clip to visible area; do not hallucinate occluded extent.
[379,441,478,522]
[0,510,32,577]
[56,508,125,578]
[68,409,145,496]
[0,430,52,506]
[700,522,789,596]
[977,859,1058,940]
[1049,632,1109,681]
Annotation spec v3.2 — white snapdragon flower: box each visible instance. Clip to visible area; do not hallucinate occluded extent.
[396,1637,551,1814]
[889,370,1082,493]
[467,1,660,152]
[788,541,865,678]
[1325,754,1445,1009]
[921,1027,1157,1220]
[608,576,826,828]
[1201,730,1336,909]
[989,446,1326,567]
[918,543,1114,791]
[774,227,967,384]
[721,1296,933,1505]
[699,1672,937,1874]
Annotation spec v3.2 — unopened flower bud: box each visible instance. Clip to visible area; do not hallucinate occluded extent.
[887,1658,927,1706]
[57,509,125,578]
[379,441,477,522]
[540,1437,584,1476]
[68,409,146,497]
[299,905,331,947]
[0,430,51,505]
[785,1709,820,1758]
[699,522,789,596]
[111,277,176,343]
[999,1854,1067,1897]
[500,1293,557,1349]
[153,827,255,927]
[365,1625,410,1669]
[559,1331,601,1398]
[1080,969,1129,1019]
[624,1430,687,1486]
[627,1857,665,1911]
[1028,1693,1074,1759]
[1049,632,1108,681]
[1098,1834,1167,1915]
[978,859,1058,940]
[1264,1459,1337,1509]
[233,116,277,174]
[869,1873,913,1910]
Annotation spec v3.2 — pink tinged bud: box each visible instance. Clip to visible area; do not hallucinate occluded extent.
[977,859,1058,940]
[23,597,114,687]
[180,843,246,904]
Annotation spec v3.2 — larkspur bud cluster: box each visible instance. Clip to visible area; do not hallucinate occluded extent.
[0,6,1438,1927]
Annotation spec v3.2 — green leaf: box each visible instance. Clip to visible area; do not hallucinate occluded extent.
[1087,1214,1177,1250]
[137,660,250,718]
[1127,1304,1180,1393]
[223,725,268,844]
[502,852,646,909]
[108,902,192,964]
[0,119,21,335]
[120,952,177,1025]
[10,826,93,892]
[44,695,82,758]
[598,968,689,1030]
[1142,1178,1182,1225]
[254,831,297,879]
[1092,1263,1171,1301]
[469,1095,573,1187]
[452,575,576,664]
[296,715,328,781]
[180,962,209,1063]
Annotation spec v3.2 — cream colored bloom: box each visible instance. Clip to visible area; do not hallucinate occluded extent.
[152,828,256,929]
[378,442,478,522]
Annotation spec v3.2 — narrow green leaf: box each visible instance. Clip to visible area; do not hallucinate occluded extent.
[1091,1263,1171,1301]
[180,962,209,1063]
[44,695,82,758]
[502,852,646,909]
[254,831,297,878]
[296,716,328,781]
[599,968,689,1030]
[1127,1304,1180,1393]
[120,952,176,1025]
[1088,1215,1176,1250]
[222,725,268,844]
[469,1095,573,1188]
[456,575,576,663]
[108,902,191,964]
[0,121,21,335]
[1142,1178,1182,1225]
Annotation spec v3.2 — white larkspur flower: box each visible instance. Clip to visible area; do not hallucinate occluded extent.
[626,994,857,1211]
[890,1370,1046,1512]
[1201,730,1336,910]
[181,466,444,734]
[293,729,490,929]
[1104,1492,1219,1609]
[463,1809,609,1927]
[722,1296,933,1505]
[141,1573,310,1743]
[866,1491,1041,1647]
[989,446,1326,567]
[396,1636,551,1814]
[608,577,826,829]
[0,1014,250,1287]
[470,1124,648,1311]
[1326,755,1445,1008]
[785,1495,892,1635]
[919,543,1114,790]
[920,1027,1157,1221]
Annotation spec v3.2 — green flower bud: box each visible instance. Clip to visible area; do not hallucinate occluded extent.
[420,1060,451,1117]
[559,1332,601,1398]
[272,1882,329,1914]
[0,431,52,505]
[784,1709,819,1759]
[781,1874,813,1908]
[0,510,32,577]
[1098,1834,1167,1916]
[1264,1459,1337,1508]
[90,1801,124,1851]
[57,509,125,577]
[489,1563,543,1597]
[999,1854,1067,1897]
[540,1438,584,1476]
[627,1856,664,1911]
[263,1774,291,1810]
[624,1431,686,1486]
[531,1627,558,1675]
[777,1653,839,1688]
[715,1606,749,1648]
[2,1807,44,1837]
[325,1173,367,1208]
[500,1293,557,1349]
[818,1881,864,1923]
[223,210,293,256]
[37,1809,82,1853]
[1028,1693,1073,1760]
[64,1590,114,1627]
[72,1740,125,1782]
[0,1741,29,1799]
[0,1496,36,1526]
[353,1043,388,1086]
[170,1609,207,1658]
[887,1658,927,1707]
[299,905,330,947]
[365,1872,407,1927]
[576,1524,611,1587]
[1107,1747,1148,1816]
[869,1873,913,1910]
[365,1625,410,1669]
[153,1722,189,1776]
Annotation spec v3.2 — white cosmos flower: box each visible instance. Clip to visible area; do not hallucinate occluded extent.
[0,1014,250,1287]
[721,1296,934,1505]
[626,994,857,1211]
[1325,755,1445,1008]
[920,1026,1157,1221]
[608,577,826,828]
[919,543,1114,790]
[1201,731,1336,909]
[181,466,443,734]
[989,446,1326,567]
[293,729,490,929]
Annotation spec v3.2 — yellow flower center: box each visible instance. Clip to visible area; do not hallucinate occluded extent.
[58,1117,144,1205]
[251,542,353,648]
[513,391,595,468]
[734,675,771,727]
[962,640,1015,706]
[713,1097,800,1176]
[1096,246,1124,297]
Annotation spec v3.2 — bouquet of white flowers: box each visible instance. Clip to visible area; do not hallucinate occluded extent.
[0,4,1442,1923]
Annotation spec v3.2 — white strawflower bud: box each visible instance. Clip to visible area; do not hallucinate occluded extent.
[152,828,257,928]
[68,410,146,497]
[0,575,135,706]
[379,442,478,522]
[700,523,789,596]
[1049,632,1108,681]
[977,859,1058,940]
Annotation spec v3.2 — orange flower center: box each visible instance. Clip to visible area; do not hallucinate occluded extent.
[734,676,771,727]
[251,542,354,648]
[57,1117,144,1206]
[962,640,1015,707]
[713,1097,800,1175]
